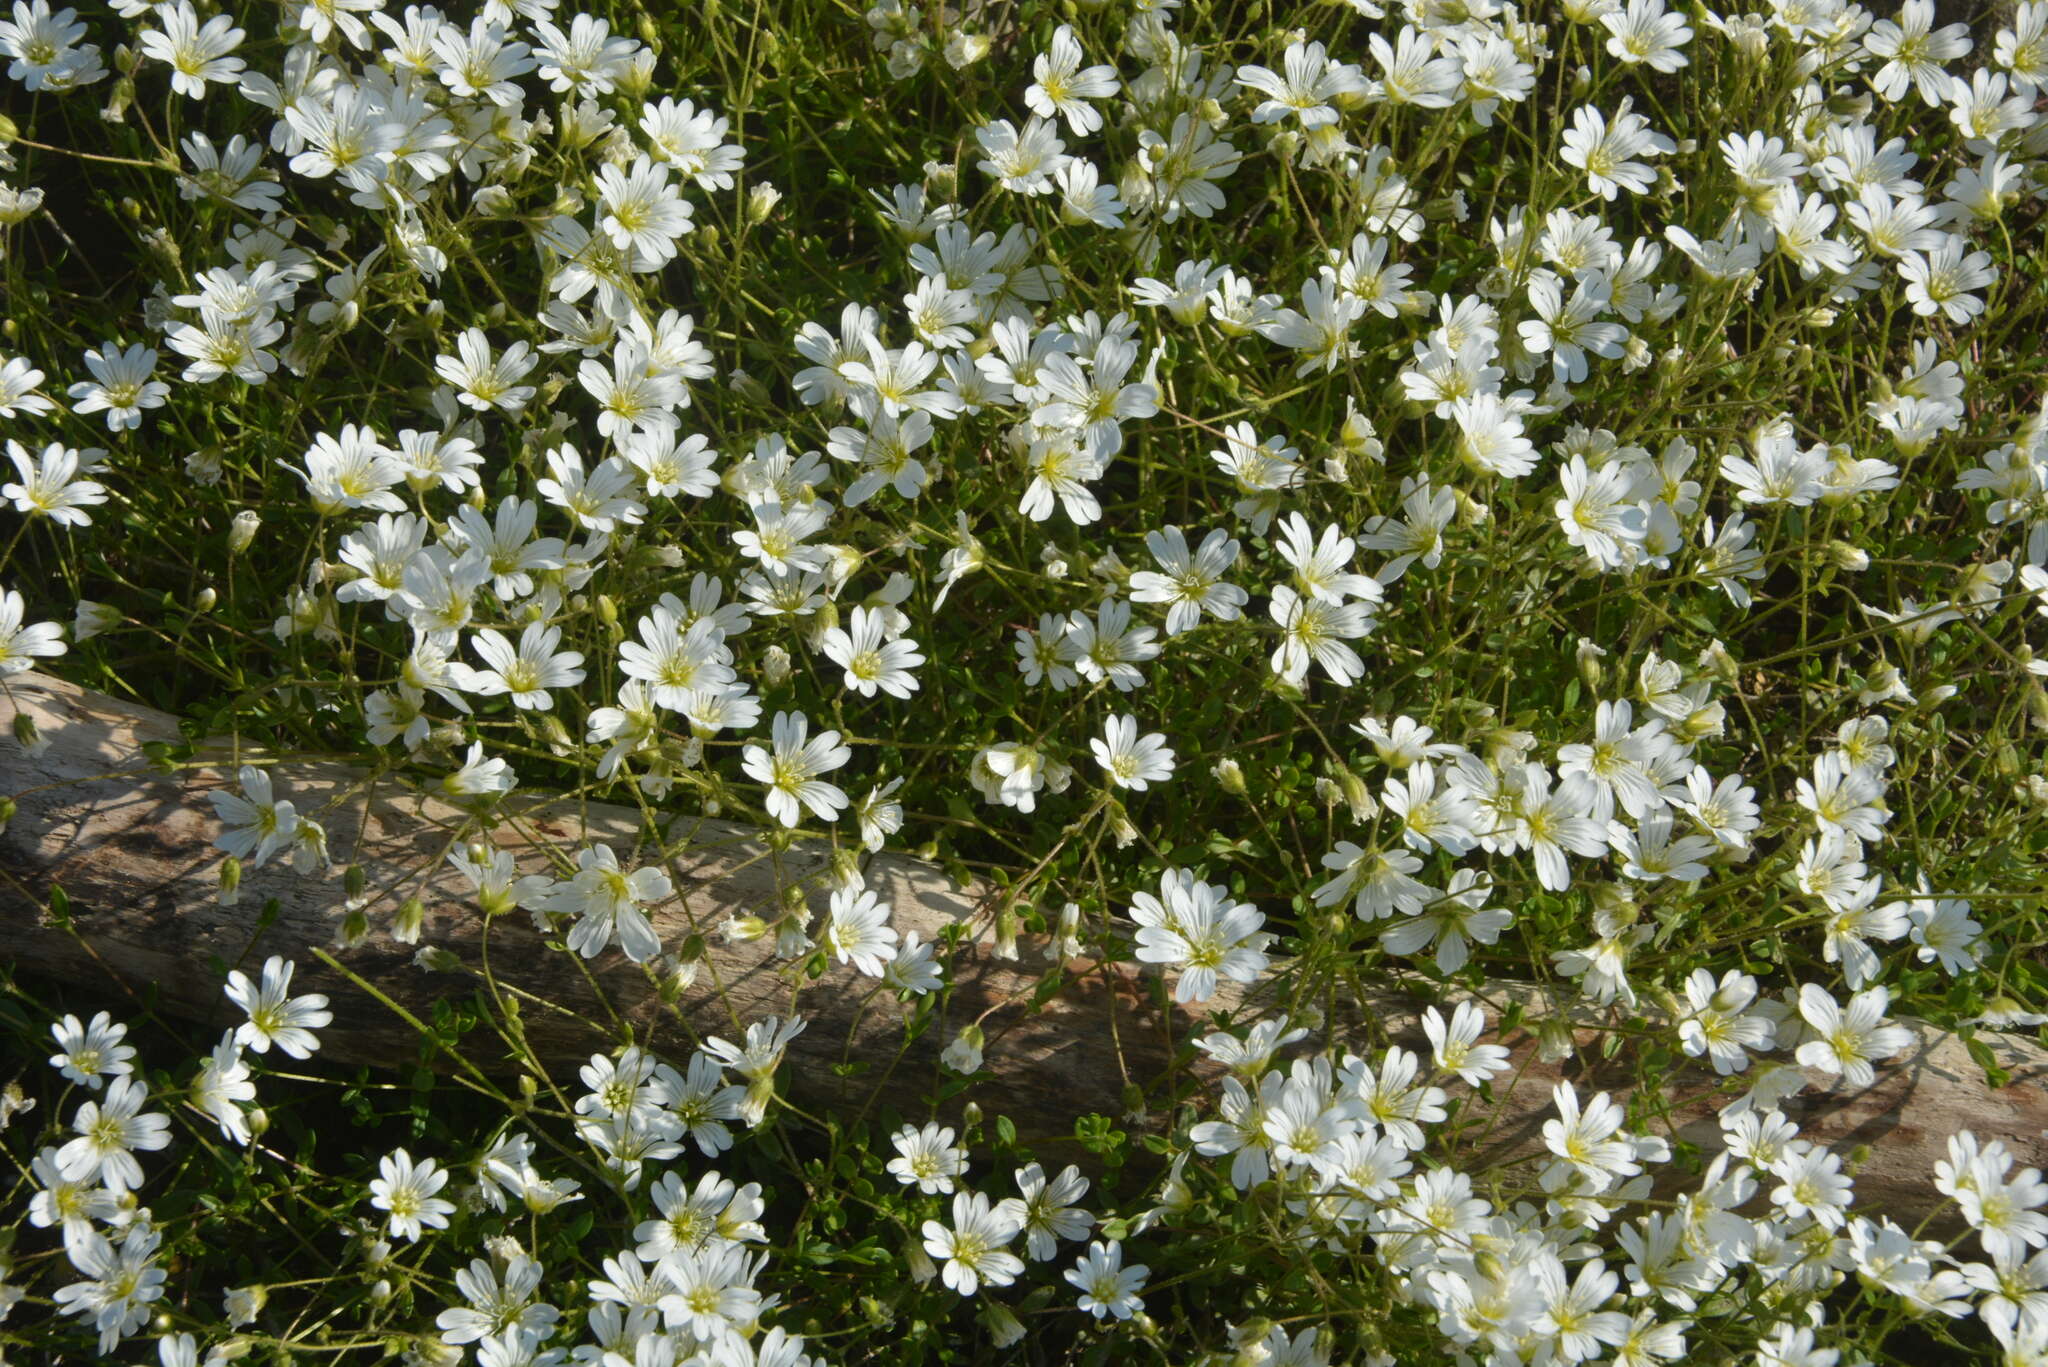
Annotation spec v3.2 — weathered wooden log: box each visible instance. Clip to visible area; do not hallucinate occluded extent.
[1,671,2042,1222]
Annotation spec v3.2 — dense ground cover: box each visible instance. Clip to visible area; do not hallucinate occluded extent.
[0,0,2046,1361]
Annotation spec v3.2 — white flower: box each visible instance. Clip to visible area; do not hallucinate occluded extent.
[1026,25,1118,134]
[224,955,332,1059]
[1422,1001,1511,1085]
[821,605,924,699]
[68,343,167,431]
[921,1191,1024,1295]
[1129,526,1246,634]
[887,1122,966,1195]
[47,1011,135,1089]
[1677,969,1775,1074]
[53,1226,164,1353]
[1129,867,1272,1003]
[138,0,244,98]
[1091,715,1175,790]
[369,1148,455,1242]
[0,587,65,675]
[57,1075,170,1191]
[821,880,897,976]
[544,846,673,963]
[465,622,586,711]
[434,329,538,413]
[209,765,297,868]
[191,1031,257,1145]
[1795,983,1912,1089]
[3,440,106,526]
[742,711,852,828]
[996,1162,1093,1261]
[594,155,693,263]
[1066,1240,1148,1320]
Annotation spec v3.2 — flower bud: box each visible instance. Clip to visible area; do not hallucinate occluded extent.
[224,1285,267,1326]
[414,946,462,972]
[229,509,262,554]
[978,1301,1025,1347]
[218,856,243,907]
[941,1024,985,1074]
[12,712,43,757]
[1338,767,1378,822]
[193,587,217,613]
[393,897,426,945]
[746,183,784,224]
[1825,540,1870,571]
[904,1238,937,1284]
[1535,1015,1577,1063]
[73,599,120,641]
[335,907,370,948]
[1699,639,1739,686]
[1048,902,1083,960]
[1576,638,1606,692]
[1211,757,1247,796]
[943,30,991,67]
[762,644,791,688]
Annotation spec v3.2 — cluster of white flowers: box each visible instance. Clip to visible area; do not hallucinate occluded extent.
[24,962,327,1351]
[1168,999,2048,1366]
[2,0,2047,1356]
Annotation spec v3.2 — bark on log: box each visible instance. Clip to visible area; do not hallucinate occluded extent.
[1,671,2042,1223]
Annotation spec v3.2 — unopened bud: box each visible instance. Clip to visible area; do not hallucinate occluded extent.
[218,856,243,907]
[229,510,261,554]
[1338,767,1378,822]
[1576,638,1607,692]
[941,1024,985,1074]
[1699,639,1739,686]
[12,712,42,755]
[193,587,217,613]
[746,183,784,224]
[393,896,426,944]
[1825,540,1870,571]
[1535,1016,1577,1063]
[978,1300,1025,1346]
[762,644,791,688]
[336,907,370,948]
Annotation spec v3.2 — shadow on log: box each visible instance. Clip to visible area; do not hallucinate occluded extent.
[1,672,2043,1221]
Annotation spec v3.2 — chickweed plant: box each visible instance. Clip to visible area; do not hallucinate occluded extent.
[0,0,2046,1361]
